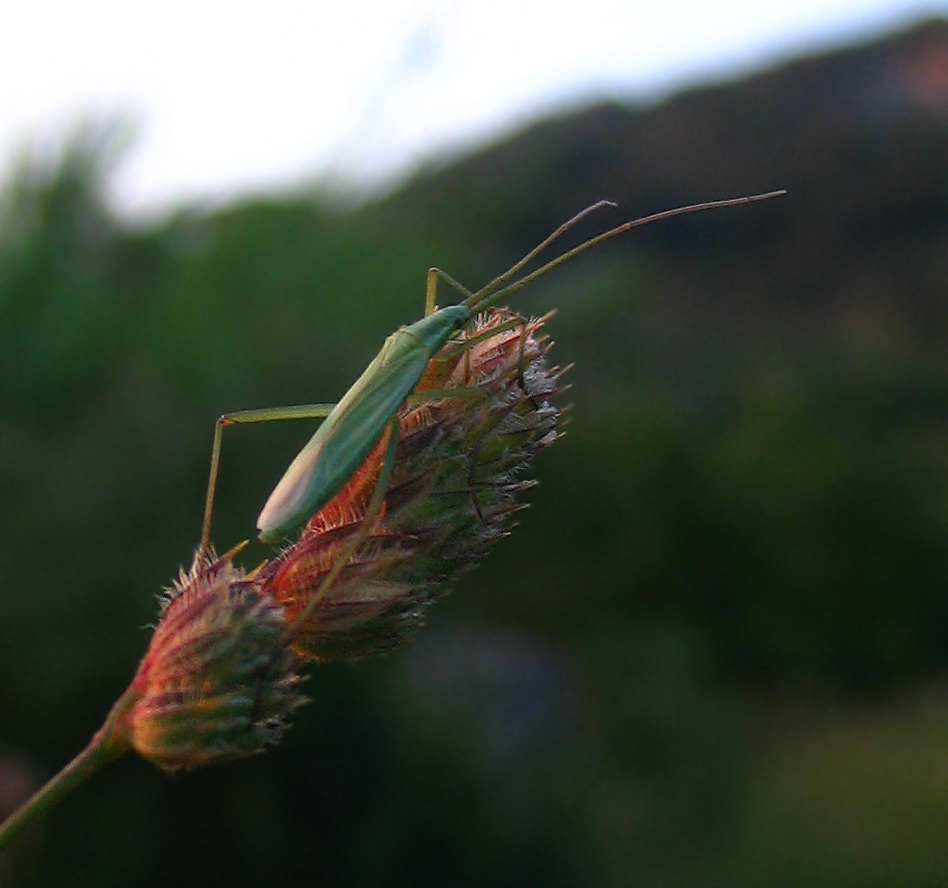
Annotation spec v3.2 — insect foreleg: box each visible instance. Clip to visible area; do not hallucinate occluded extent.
[199,403,337,559]
[424,201,615,316]
[425,267,475,316]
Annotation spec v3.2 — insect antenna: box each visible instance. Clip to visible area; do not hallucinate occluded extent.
[466,190,786,316]
[462,199,618,311]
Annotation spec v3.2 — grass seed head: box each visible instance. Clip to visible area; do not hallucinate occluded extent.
[128,547,307,771]
[256,308,565,661]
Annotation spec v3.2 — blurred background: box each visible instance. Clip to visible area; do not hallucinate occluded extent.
[3,4,948,886]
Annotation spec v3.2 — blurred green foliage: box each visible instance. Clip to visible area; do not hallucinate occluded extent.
[5,22,948,881]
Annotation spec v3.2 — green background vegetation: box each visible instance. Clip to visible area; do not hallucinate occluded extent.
[3,19,948,887]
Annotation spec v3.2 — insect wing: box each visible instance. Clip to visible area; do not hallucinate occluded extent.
[257,307,468,542]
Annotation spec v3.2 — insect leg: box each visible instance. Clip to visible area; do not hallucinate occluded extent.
[199,403,337,560]
[425,201,616,315]
[425,267,475,316]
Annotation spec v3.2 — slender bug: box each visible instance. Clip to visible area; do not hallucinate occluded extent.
[197,190,785,558]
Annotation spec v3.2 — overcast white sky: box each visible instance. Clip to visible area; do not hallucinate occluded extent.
[1,0,945,218]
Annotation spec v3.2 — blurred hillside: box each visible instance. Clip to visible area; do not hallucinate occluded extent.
[401,17,948,356]
[3,17,948,888]
[390,17,948,688]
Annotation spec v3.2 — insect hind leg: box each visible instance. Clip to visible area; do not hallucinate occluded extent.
[198,403,337,560]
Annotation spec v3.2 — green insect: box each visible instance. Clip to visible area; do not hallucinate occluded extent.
[197,191,785,558]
